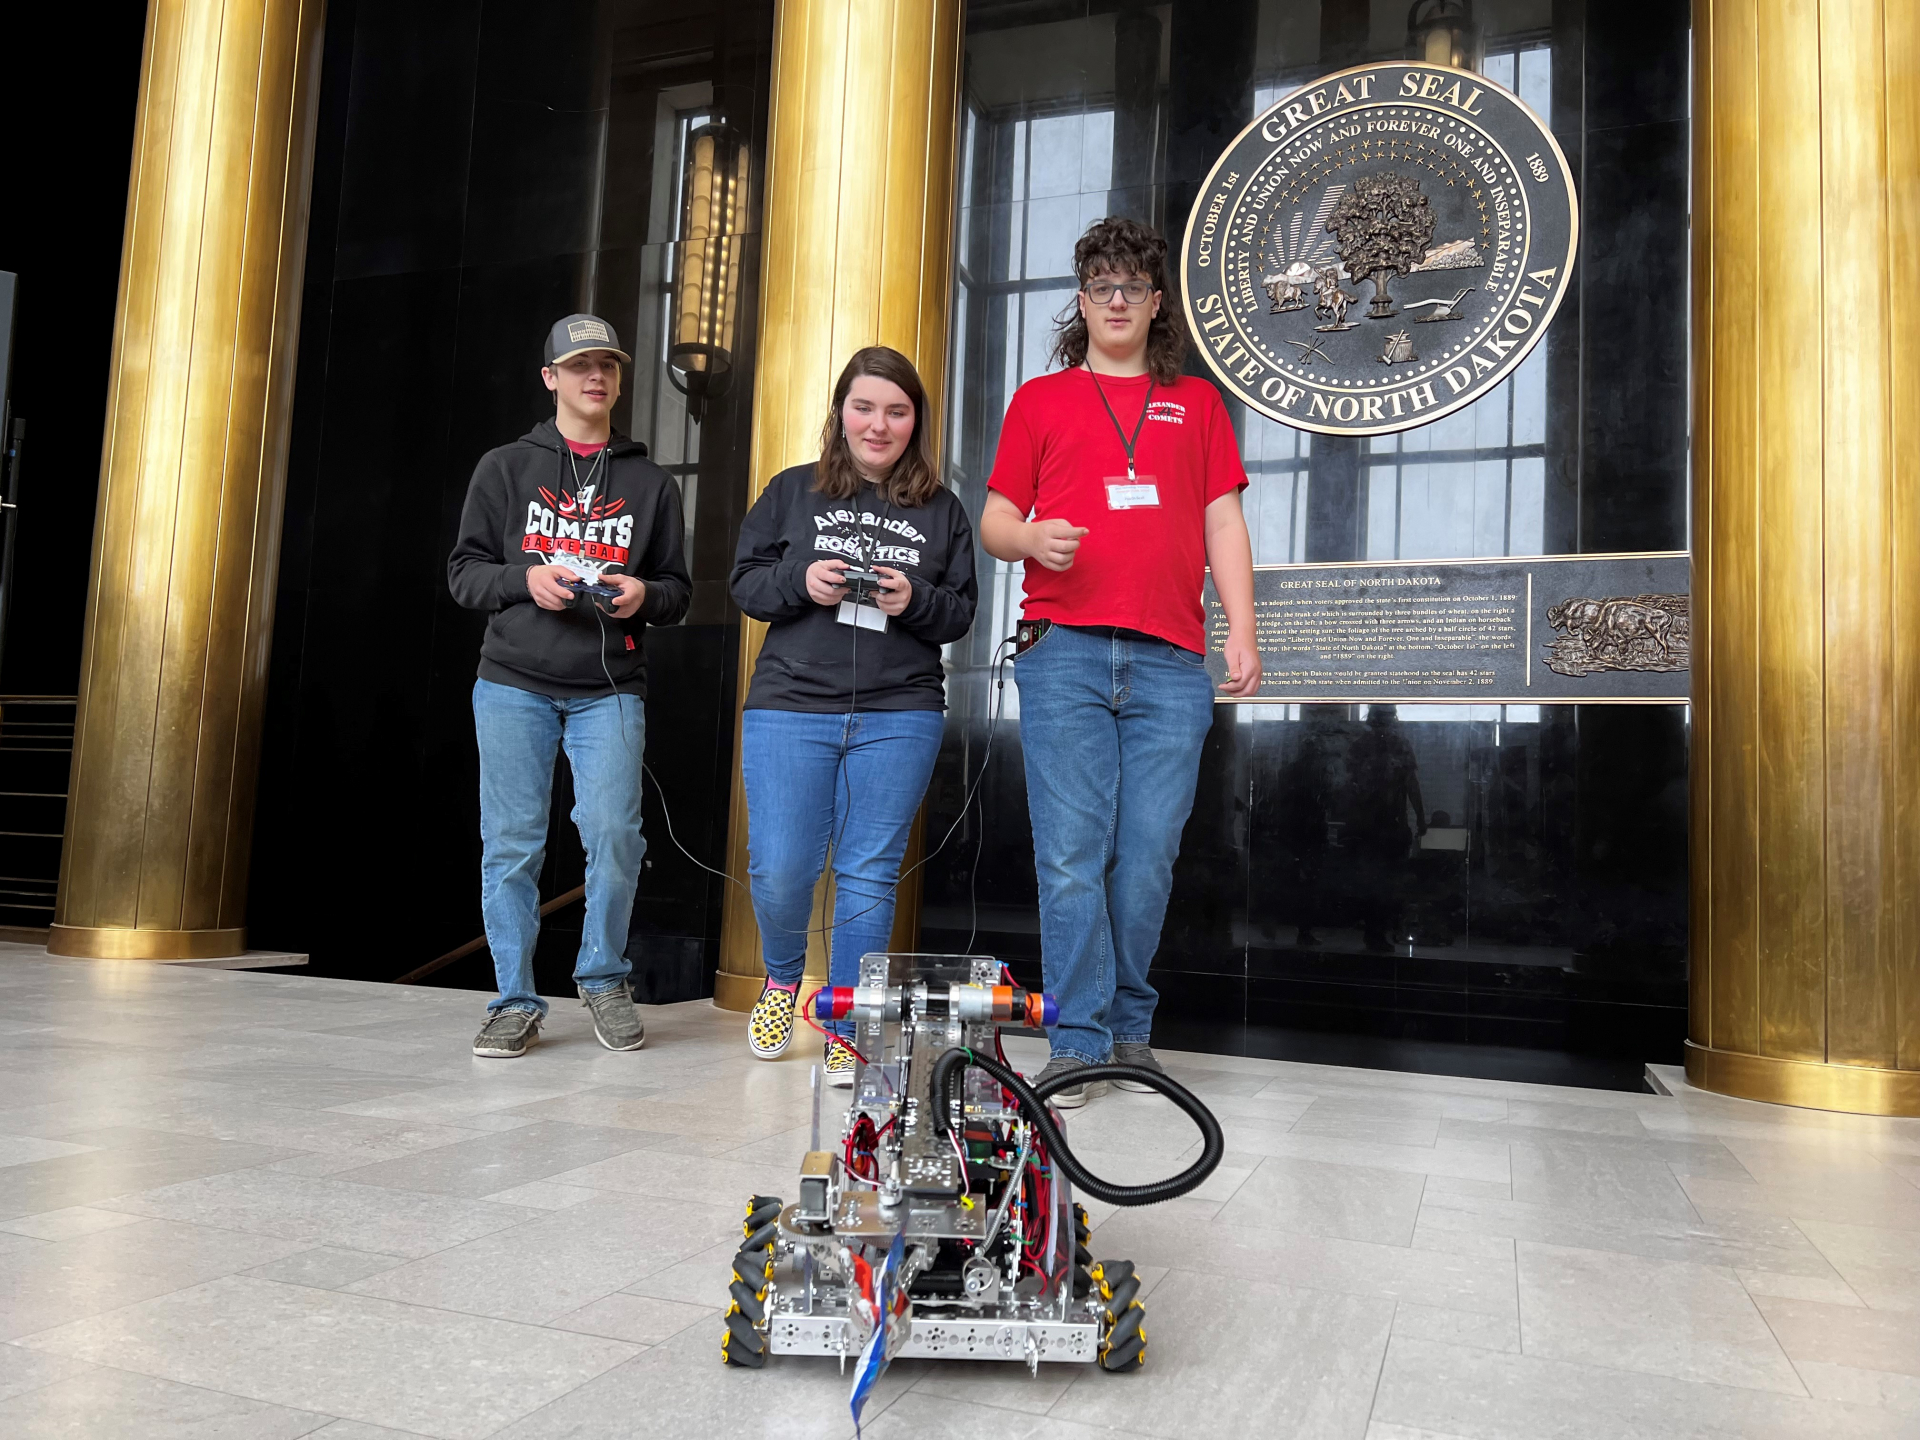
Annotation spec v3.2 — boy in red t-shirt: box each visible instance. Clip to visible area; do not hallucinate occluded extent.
[981,218,1261,1106]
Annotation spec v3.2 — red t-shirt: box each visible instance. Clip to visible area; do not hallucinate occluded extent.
[565,437,607,457]
[987,368,1246,652]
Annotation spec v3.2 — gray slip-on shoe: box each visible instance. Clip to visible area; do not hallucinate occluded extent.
[1110,1041,1167,1093]
[1029,1054,1107,1108]
[579,983,645,1052]
[473,1010,541,1059]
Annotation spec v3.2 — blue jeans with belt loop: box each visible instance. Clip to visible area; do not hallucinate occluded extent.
[473,678,645,1017]
[1012,624,1215,1064]
[741,707,946,1036]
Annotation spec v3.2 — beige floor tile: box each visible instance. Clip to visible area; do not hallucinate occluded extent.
[346,1191,738,1323]
[868,1392,1156,1439]
[1375,1336,1913,1439]
[1791,1359,1920,1415]
[0,1130,300,1221]
[1215,1155,1428,1245]
[19,1275,636,1440]
[0,1136,100,1168]
[1052,1267,1393,1440]
[326,1121,656,1198]
[1798,1217,1920,1300]
[245,1246,413,1290]
[1754,1295,1920,1377]
[545,1291,715,1345]
[5,1363,332,1438]
[1736,1267,1863,1307]
[1393,1301,1520,1352]
[1092,1205,1518,1316]
[0,1205,149,1241]
[0,1340,97,1403]
[1516,1240,1802,1394]
[484,1321,925,1438]
[96,1168,537,1258]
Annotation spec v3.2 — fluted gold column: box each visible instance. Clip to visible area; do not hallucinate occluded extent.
[48,0,325,961]
[713,0,963,1011]
[1688,0,1920,1113]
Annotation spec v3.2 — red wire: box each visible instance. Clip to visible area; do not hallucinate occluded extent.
[800,986,871,1065]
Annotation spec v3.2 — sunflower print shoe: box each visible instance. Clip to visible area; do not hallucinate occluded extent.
[747,983,798,1059]
[825,1036,858,1087]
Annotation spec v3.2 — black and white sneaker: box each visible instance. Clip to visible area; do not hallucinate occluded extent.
[473,1010,541,1059]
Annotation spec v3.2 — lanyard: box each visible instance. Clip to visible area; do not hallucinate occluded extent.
[1086,367,1154,481]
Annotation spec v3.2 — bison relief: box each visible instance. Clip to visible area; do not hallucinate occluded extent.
[1543,594,1690,677]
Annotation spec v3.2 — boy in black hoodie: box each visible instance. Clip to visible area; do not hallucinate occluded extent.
[448,314,691,1058]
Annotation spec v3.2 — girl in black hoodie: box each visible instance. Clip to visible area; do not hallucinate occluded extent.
[730,346,977,1080]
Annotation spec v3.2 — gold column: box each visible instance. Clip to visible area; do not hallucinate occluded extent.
[1688,0,1920,1113]
[48,0,325,961]
[713,0,964,1011]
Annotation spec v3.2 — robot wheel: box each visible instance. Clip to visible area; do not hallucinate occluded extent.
[721,1193,782,1368]
[1090,1258,1146,1372]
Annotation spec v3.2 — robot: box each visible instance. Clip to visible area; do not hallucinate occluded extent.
[720,953,1224,1430]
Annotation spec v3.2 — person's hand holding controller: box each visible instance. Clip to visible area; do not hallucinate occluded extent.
[526,564,581,611]
[805,559,851,606]
[871,566,913,617]
[602,574,647,620]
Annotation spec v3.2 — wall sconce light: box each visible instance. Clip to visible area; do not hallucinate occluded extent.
[668,121,749,422]
[1405,0,1484,73]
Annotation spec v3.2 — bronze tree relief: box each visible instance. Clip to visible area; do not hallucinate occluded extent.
[1326,172,1435,319]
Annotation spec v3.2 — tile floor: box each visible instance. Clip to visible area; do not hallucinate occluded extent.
[1,952,1918,1438]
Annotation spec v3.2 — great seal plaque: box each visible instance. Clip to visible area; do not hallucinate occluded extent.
[1181,62,1577,436]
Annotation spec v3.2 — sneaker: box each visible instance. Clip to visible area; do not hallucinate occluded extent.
[1110,1042,1167,1094]
[748,983,798,1060]
[473,1009,541,1059]
[1029,1054,1107,1108]
[824,1037,858,1088]
[579,983,645,1052]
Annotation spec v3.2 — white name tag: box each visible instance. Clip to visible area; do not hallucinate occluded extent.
[837,600,888,632]
[1105,481,1160,510]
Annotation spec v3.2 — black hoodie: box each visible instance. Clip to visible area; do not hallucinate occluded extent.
[448,419,691,698]
[731,464,977,711]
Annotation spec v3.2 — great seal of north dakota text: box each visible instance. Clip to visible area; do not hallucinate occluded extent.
[1181,61,1577,437]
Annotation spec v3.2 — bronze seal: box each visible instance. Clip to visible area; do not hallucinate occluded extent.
[1182,61,1577,436]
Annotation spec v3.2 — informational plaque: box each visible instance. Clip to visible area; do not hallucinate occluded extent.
[1202,552,1689,703]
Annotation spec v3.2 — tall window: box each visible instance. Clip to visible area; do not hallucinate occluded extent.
[948,104,1116,677]
[1358,43,1552,564]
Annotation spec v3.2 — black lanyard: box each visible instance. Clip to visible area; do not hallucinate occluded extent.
[1087,367,1154,481]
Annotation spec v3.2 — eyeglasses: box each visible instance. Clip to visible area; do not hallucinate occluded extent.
[1081,278,1155,305]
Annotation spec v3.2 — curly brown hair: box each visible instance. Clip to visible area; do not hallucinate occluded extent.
[813,346,943,508]
[1048,216,1190,385]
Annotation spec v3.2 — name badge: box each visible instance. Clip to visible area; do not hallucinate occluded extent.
[837,600,888,632]
[1105,478,1160,510]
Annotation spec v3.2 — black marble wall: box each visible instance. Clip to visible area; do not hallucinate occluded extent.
[250,0,774,1001]
[249,0,1690,1087]
[921,0,1692,1088]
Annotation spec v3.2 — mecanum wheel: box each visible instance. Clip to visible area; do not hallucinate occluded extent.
[721,1194,781,1368]
[1071,1203,1094,1298]
[1090,1258,1146,1371]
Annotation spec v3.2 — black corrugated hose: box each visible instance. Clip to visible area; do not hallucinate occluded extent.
[929,1047,1224,1206]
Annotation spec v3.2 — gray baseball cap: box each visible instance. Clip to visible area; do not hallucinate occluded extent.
[543,313,631,366]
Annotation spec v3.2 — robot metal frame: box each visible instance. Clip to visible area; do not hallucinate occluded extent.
[719,953,1223,1430]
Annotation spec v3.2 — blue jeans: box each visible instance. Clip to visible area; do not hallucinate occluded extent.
[742,708,945,1035]
[1013,624,1214,1063]
[473,678,644,1017]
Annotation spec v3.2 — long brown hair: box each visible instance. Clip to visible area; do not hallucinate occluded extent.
[814,346,942,508]
[1048,216,1189,386]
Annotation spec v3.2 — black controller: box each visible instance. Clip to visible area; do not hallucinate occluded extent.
[561,575,624,603]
